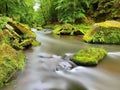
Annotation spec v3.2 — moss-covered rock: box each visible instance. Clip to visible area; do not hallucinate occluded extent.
[0,16,12,29]
[0,15,40,88]
[32,40,41,46]
[0,43,25,87]
[83,21,120,44]
[0,16,40,50]
[8,21,36,39]
[71,47,107,66]
[53,23,83,35]
[11,39,24,50]
[74,24,93,34]
[20,39,33,47]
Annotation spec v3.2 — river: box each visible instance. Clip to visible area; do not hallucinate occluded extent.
[1,29,120,90]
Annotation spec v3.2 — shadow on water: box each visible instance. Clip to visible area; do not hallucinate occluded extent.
[1,29,120,90]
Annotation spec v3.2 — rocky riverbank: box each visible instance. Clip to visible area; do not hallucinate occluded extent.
[0,16,40,87]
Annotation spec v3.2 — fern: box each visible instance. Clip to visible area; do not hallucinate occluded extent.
[55,0,90,23]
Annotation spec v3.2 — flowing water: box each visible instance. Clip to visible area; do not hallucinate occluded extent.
[1,29,120,90]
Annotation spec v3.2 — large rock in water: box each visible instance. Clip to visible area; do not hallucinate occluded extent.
[83,21,120,44]
[71,47,107,66]
[0,44,25,87]
[52,24,83,35]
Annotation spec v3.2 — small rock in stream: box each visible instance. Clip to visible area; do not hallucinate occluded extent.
[38,53,76,71]
[63,53,74,60]
[56,61,76,71]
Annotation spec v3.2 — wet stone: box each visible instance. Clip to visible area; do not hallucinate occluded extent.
[63,53,74,60]
[56,61,75,71]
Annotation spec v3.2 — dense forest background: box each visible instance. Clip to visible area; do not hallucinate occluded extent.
[0,0,119,26]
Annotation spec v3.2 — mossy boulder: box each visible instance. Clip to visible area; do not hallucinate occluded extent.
[83,21,120,44]
[74,24,93,34]
[0,43,25,87]
[53,24,83,35]
[71,47,107,66]
[0,16,40,49]
[20,39,33,47]
[8,21,36,39]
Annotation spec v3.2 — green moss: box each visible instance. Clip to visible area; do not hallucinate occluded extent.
[96,21,120,28]
[53,23,83,35]
[0,30,6,43]
[0,44,25,87]
[3,29,14,38]
[32,40,41,46]
[52,25,61,35]
[83,21,120,44]
[0,15,41,88]
[8,21,36,39]
[11,39,24,50]
[0,16,12,29]
[0,16,40,49]
[20,39,33,47]
[71,47,107,66]
[74,24,93,34]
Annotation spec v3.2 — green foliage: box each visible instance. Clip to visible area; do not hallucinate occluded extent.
[37,0,89,25]
[39,0,53,23]
[36,0,57,25]
[89,0,120,21]
[32,40,41,46]
[0,0,35,26]
[55,0,90,23]
[71,47,107,66]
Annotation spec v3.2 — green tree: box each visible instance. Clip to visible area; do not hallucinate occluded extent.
[55,0,89,23]
[37,0,57,25]
[0,0,35,26]
[37,0,89,25]
[89,0,120,21]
